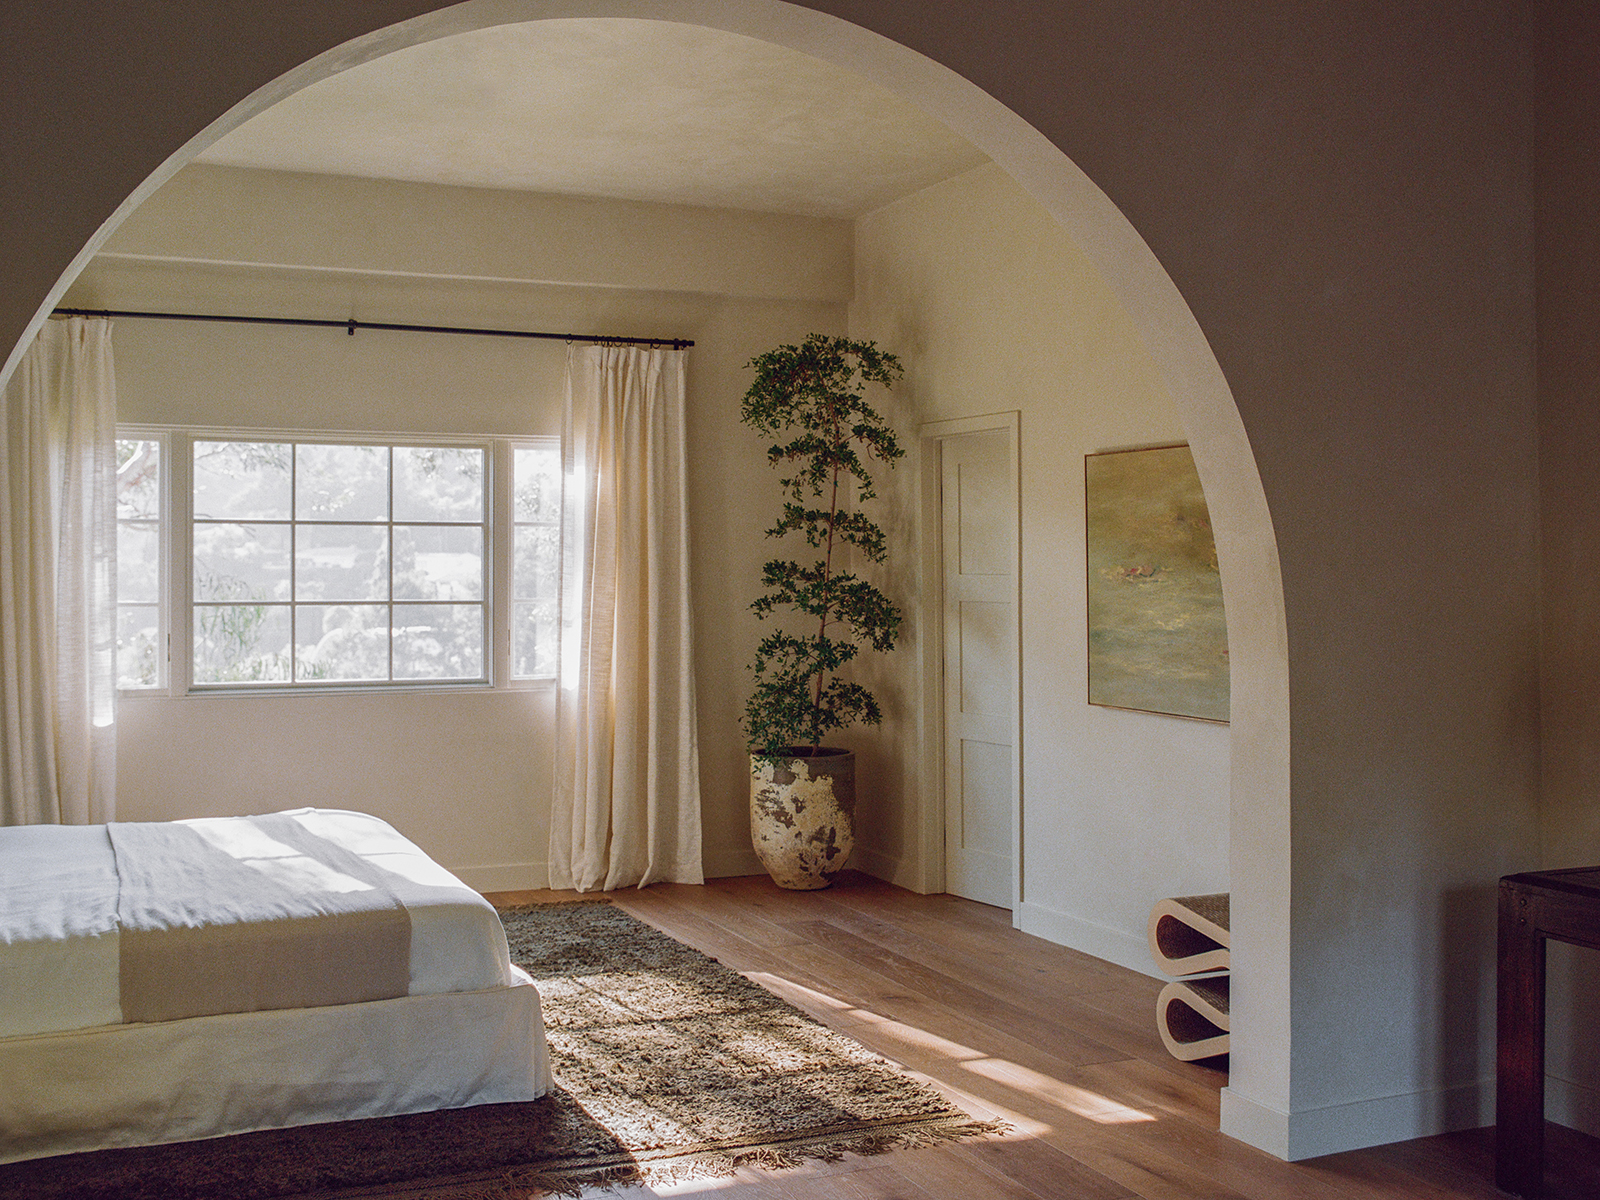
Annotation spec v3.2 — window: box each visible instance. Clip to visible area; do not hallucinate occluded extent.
[113,430,561,694]
[512,444,561,679]
[190,440,490,686]
[116,435,166,689]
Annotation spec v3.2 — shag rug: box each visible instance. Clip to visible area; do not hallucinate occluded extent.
[0,902,1003,1200]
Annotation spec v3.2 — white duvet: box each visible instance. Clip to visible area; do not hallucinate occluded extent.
[0,808,516,1039]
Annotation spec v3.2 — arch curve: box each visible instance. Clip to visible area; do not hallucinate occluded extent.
[5,0,1290,1149]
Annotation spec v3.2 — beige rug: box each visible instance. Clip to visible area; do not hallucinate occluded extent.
[486,900,1006,1196]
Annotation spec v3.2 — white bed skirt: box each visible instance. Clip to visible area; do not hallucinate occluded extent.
[0,971,550,1165]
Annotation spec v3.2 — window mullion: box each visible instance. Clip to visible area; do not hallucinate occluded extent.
[289,442,298,684]
[173,432,193,696]
[183,435,496,691]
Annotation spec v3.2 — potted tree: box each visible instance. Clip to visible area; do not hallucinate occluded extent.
[740,334,904,889]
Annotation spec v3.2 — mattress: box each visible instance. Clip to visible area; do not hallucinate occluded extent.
[0,808,515,1037]
[0,809,550,1164]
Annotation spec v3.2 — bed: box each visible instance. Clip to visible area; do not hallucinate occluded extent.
[0,807,550,1165]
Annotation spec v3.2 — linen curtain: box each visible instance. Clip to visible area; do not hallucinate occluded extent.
[0,317,118,826]
[549,344,703,890]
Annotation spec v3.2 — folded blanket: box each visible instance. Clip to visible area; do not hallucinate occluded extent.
[1,808,511,1038]
[109,812,412,1022]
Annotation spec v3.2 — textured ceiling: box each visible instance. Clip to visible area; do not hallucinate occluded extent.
[197,19,989,219]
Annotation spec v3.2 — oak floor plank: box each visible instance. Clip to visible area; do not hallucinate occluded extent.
[705,874,1197,1081]
[776,917,1132,1068]
[1036,1121,1260,1200]
[953,1135,1141,1199]
[640,878,818,952]
[813,878,1132,993]
[778,932,1139,1073]
[790,890,1128,1010]
[1057,986,1232,1085]
[891,1142,1091,1200]
[481,876,1589,1200]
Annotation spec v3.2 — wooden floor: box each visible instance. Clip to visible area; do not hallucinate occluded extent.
[485,871,1600,1200]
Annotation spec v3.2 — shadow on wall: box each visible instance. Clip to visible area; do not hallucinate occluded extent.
[1431,884,1494,1131]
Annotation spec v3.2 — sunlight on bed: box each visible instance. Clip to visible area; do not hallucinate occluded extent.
[182,816,375,894]
[289,808,469,889]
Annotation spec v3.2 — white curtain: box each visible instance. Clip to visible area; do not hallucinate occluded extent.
[0,317,118,826]
[549,344,703,891]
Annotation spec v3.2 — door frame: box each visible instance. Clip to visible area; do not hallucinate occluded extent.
[917,411,1022,913]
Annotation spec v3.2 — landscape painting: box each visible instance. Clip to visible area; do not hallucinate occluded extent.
[1085,444,1229,722]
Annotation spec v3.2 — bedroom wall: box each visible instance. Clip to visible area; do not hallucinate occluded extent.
[846,162,1230,973]
[81,163,850,887]
[0,0,1552,1161]
[1535,0,1600,1137]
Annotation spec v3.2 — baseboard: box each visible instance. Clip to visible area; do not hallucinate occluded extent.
[1220,1079,1491,1161]
[452,861,549,893]
[1015,900,1164,979]
[1548,1074,1600,1138]
[1219,1089,1293,1159]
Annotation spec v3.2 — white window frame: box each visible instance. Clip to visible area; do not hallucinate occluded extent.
[116,427,560,697]
[115,428,170,693]
[507,437,562,683]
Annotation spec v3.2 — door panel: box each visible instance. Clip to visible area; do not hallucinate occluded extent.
[940,427,1017,908]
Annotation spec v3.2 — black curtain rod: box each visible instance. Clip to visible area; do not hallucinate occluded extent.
[52,307,692,351]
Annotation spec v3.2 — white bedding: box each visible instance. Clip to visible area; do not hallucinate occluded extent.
[0,977,548,1164]
[0,808,514,1037]
[0,809,550,1164]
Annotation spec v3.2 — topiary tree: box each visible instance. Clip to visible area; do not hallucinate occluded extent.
[740,333,904,757]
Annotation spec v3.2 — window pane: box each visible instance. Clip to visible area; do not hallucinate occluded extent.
[513,600,558,679]
[116,440,161,520]
[193,441,291,520]
[193,523,291,603]
[118,520,161,604]
[117,606,161,689]
[394,604,484,680]
[394,525,483,601]
[296,605,390,682]
[394,447,485,522]
[513,525,559,602]
[294,443,389,521]
[187,435,502,691]
[514,446,560,523]
[193,604,291,683]
[295,524,388,602]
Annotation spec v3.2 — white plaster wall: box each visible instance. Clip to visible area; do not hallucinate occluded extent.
[0,0,1553,1163]
[847,163,1230,972]
[88,165,847,886]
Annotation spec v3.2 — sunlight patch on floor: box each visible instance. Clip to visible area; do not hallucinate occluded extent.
[960,1058,1157,1124]
[745,973,857,1017]
[746,971,1156,1131]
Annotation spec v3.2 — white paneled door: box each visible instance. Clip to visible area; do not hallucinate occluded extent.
[936,421,1018,909]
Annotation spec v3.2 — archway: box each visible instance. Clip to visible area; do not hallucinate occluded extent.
[2,0,1291,1154]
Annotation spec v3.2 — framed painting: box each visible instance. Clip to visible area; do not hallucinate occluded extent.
[1084,444,1229,722]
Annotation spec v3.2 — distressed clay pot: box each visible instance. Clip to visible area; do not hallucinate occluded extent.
[749,747,856,890]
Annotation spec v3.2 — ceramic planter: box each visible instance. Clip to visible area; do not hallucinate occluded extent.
[749,747,856,890]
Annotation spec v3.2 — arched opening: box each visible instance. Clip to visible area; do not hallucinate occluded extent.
[4,0,1291,1153]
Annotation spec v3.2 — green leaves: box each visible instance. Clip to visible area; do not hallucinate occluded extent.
[744,632,884,753]
[739,334,904,754]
